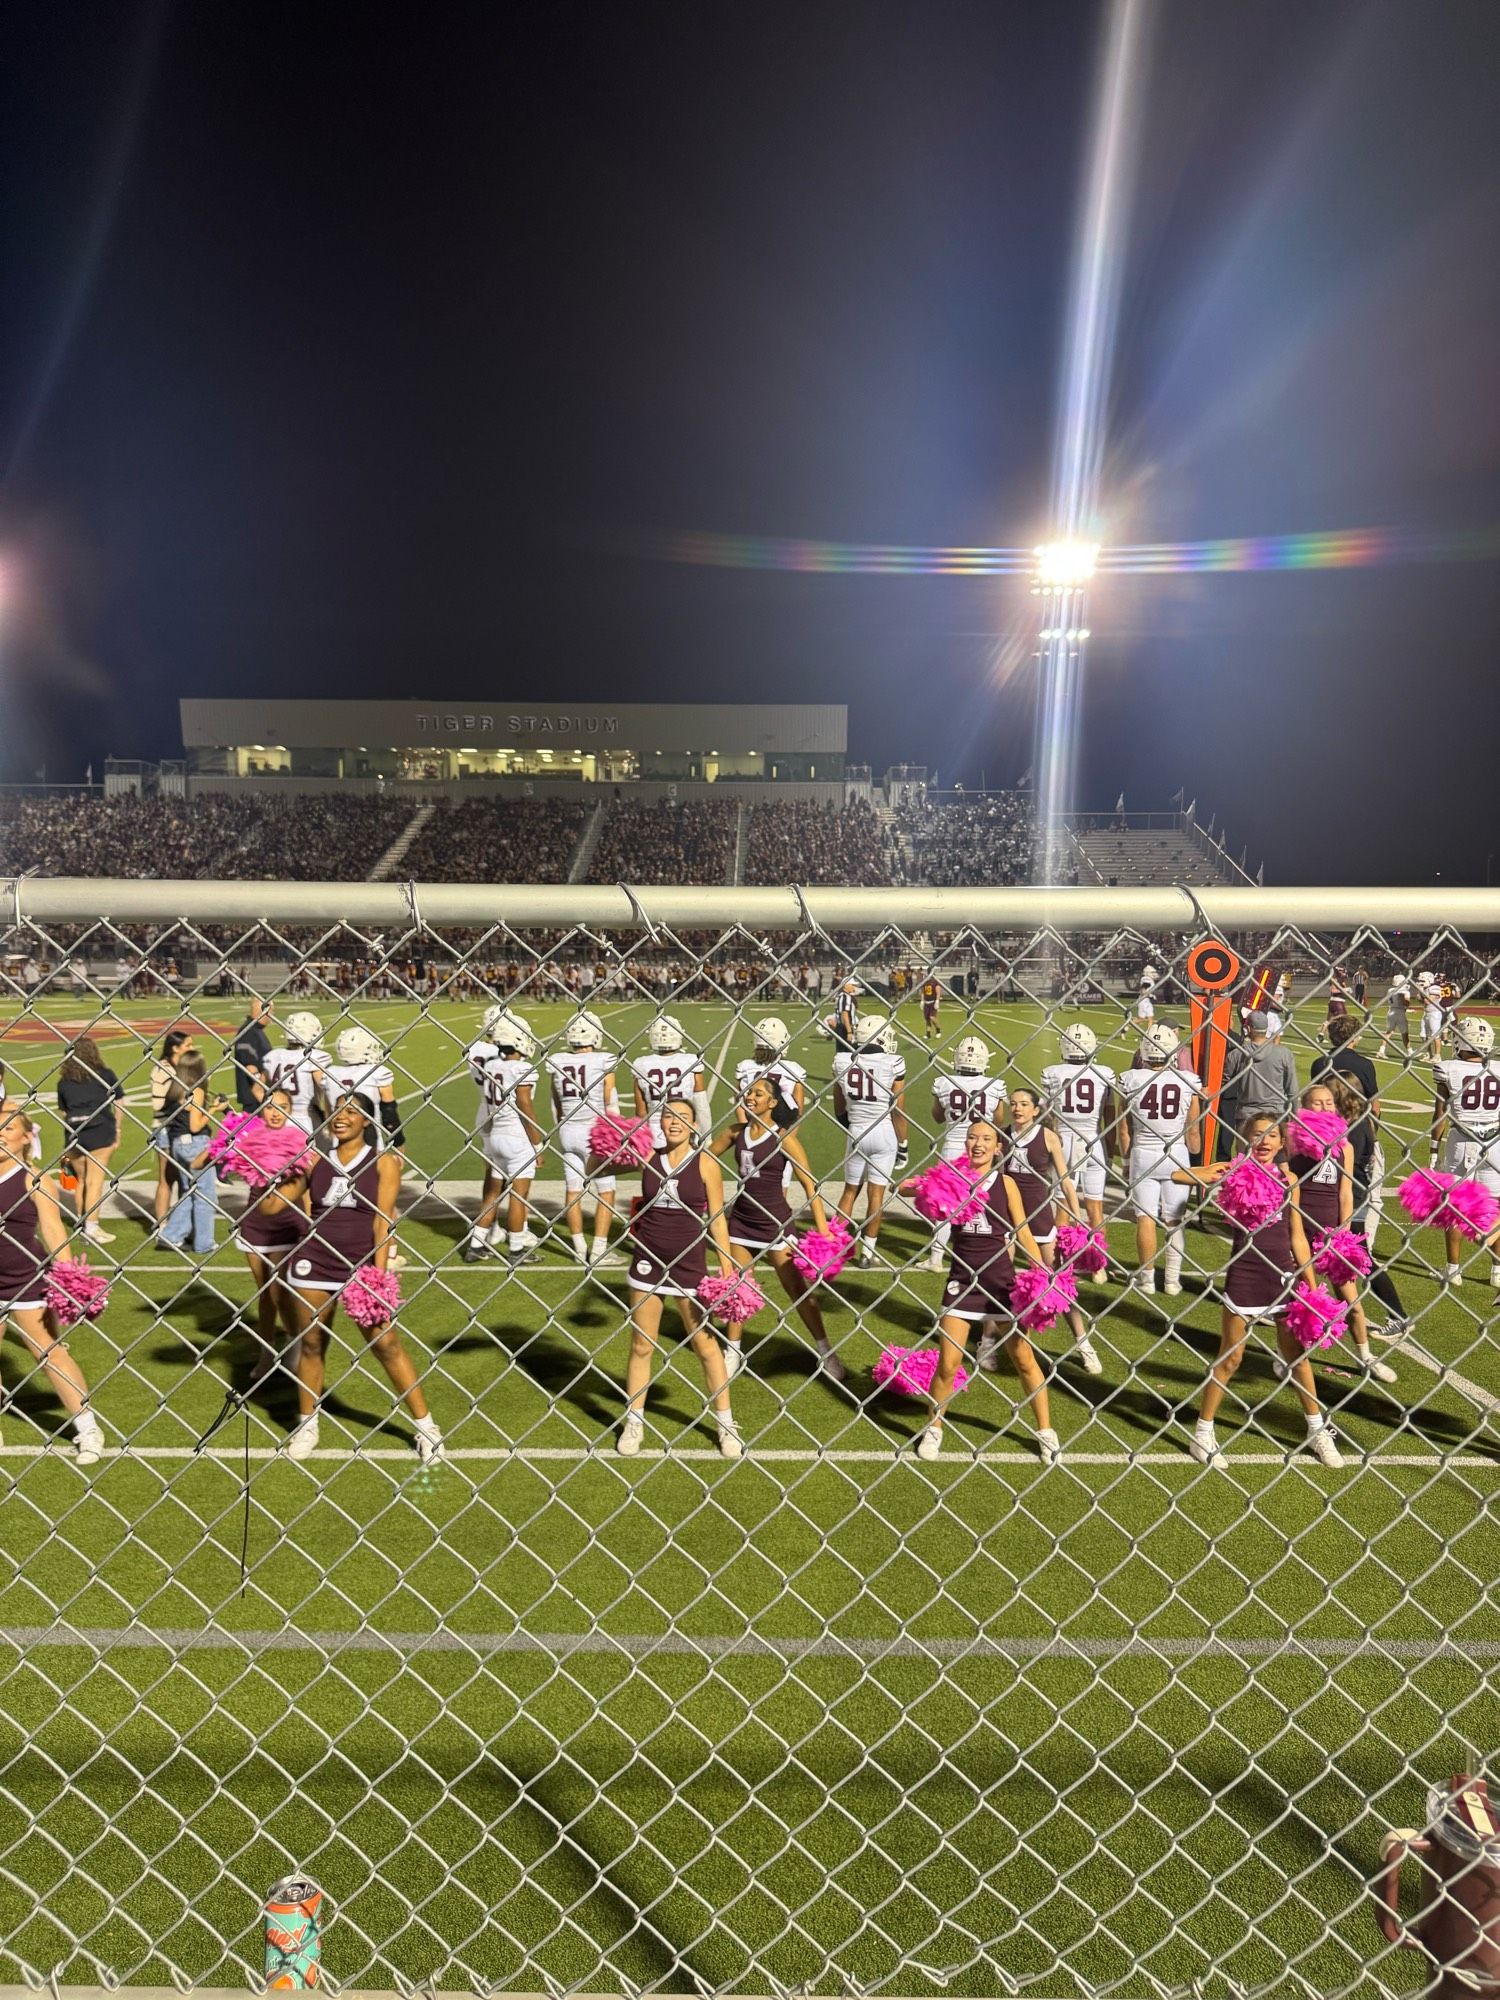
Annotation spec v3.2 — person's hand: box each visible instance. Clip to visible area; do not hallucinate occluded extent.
[718,1257,736,1281]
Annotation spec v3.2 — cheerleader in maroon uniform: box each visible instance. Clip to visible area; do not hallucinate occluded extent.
[1001,1086,1100,1377]
[1287,1082,1395,1385]
[261,1093,442,1463]
[0,1100,104,1463]
[234,1088,310,1387]
[915,1117,1051,1462]
[1182,1114,1342,1469]
[706,1076,843,1383]
[618,1096,741,1458]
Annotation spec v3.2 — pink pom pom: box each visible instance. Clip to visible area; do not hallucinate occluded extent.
[342,1264,401,1328]
[45,1258,111,1327]
[588,1114,654,1167]
[906,1160,980,1223]
[873,1345,969,1397]
[1284,1280,1350,1351]
[696,1271,768,1323]
[1449,1177,1500,1243]
[791,1218,853,1284]
[1313,1227,1373,1284]
[1055,1223,1108,1274]
[1215,1156,1288,1231]
[1008,1263,1079,1334]
[207,1113,311,1189]
[1287,1109,1348,1161]
[1398,1169,1455,1225]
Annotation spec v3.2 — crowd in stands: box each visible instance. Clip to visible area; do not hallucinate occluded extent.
[404,799,590,883]
[586,800,736,886]
[745,801,889,886]
[0,794,413,881]
[889,792,1042,887]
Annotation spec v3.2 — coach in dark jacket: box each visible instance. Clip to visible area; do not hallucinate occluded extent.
[232,998,273,1111]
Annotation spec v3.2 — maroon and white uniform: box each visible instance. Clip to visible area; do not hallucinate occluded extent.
[726,1127,792,1251]
[630,1147,711,1297]
[1003,1126,1056,1246]
[1435,1057,1500,1192]
[941,1170,1018,1322]
[0,1164,48,1310]
[1286,1140,1342,1239]
[1224,1188,1296,1320]
[236,1181,308,1261]
[288,1146,382,1293]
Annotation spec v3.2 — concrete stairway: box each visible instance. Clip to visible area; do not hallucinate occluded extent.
[568,801,608,883]
[368,802,433,881]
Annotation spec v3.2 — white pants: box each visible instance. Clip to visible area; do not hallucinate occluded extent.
[1129,1142,1190,1224]
[1441,1132,1500,1196]
[481,1128,537,1180]
[844,1132,898,1189]
[1422,1007,1443,1044]
[560,1131,616,1193]
[1136,996,1154,1022]
[1061,1130,1107,1203]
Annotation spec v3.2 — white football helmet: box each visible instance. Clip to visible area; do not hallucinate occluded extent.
[1139,1021,1179,1067]
[649,1014,685,1054]
[955,1036,990,1074]
[335,1026,382,1066]
[483,1006,535,1055]
[854,1015,889,1051]
[752,1017,790,1057]
[1454,1016,1496,1056]
[566,1011,604,1050]
[1060,1022,1098,1063]
[284,1011,323,1049]
[880,1022,900,1056]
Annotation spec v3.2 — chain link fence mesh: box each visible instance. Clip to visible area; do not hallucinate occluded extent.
[0,883,1495,1997]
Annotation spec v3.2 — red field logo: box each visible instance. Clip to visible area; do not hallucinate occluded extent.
[0,1015,236,1046]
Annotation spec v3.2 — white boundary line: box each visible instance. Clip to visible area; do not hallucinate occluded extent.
[0,1442,1494,1469]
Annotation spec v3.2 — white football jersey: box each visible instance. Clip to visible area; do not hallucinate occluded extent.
[1119,1065,1201,1148]
[467,1039,537,1137]
[631,1050,705,1140]
[325,1059,394,1104]
[1041,1061,1115,1145]
[545,1049,616,1132]
[734,1055,807,1113]
[931,1073,1008,1159]
[1436,1058,1500,1140]
[262,1044,332,1133]
[833,1049,905,1137]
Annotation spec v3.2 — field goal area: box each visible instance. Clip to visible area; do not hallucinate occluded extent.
[0,877,1496,1999]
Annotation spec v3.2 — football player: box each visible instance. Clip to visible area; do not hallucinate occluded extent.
[631,1016,710,1143]
[262,1011,331,1134]
[465,1007,542,1263]
[1135,965,1158,1025]
[1040,1022,1117,1277]
[920,972,942,1041]
[544,1011,621,1265]
[1420,978,1446,1062]
[1432,1016,1500,1288]
[733,1017,806,1123]
[926,1035,1008,1271]
[1116,1022,1204,1296]
[1382,973,1412,1059]
[326,1025,409,1268]
[833,1016,907,1265]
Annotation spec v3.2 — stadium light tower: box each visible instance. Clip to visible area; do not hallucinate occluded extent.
[1033,540,1100,592]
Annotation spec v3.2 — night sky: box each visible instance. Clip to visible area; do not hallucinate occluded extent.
[2,0,1496,885]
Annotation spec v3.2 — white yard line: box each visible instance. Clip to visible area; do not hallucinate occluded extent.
[1392,1339,1500,1415]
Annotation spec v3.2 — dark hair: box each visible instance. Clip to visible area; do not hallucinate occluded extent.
[1327,1015,1361,1048]
[162,1030,191,1062]
[166,1051,209,1108]
[335,1090,376,1124]
[60,1036,106,1085]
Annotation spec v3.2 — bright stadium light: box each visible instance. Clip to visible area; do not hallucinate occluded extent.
[1033,539,1100,590]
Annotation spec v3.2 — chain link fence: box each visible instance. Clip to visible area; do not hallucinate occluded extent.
[0,879,1496,1997]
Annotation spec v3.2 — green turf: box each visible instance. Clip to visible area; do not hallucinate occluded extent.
[0,990,1495,1994]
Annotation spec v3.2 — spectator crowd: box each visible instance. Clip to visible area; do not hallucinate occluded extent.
[586,801,736,886]
[744,801,889,886]
[0,794,414,881]
[404,799,591,883]
[890,792,1042,887]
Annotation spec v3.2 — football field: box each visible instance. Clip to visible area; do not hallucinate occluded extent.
[0,991,1496,1994]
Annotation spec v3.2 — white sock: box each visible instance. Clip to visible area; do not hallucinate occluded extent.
[1193,1419,1216,1447]
[1165,1227,1185,1286]
[414,1414,441,1436]
[715,1408,737,1429]
[1305,1412,1325,1435]
[469,1226,487,1245]
[1447,1263,1462,1279]
[933,1222,952,1253]
[508,1230,526,1252]
[571,1232,587,1257]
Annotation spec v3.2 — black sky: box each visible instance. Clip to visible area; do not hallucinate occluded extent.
[2,0,1497,884]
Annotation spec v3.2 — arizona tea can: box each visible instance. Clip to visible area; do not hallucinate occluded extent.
[264,1876,323,1988]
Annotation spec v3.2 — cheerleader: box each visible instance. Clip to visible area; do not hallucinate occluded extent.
[260,1092,442,1464]
[998,1087,1101,1375]
[234,1087,309,1387]
[1286,1083,1396,1385]
[914,1117,1052,1463]
[0,1100,105,1464]
[706,1076,844,1384]
[1184,1114,1343,1469]
[618,1096,742,1459]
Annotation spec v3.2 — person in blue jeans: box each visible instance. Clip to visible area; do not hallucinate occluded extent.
[160,1054,220,1254]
